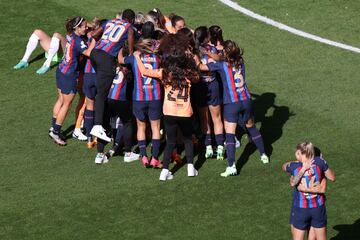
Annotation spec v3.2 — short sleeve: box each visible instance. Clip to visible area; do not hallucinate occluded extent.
[317,157,329,172]
[286,162,300,175]
[124,55,134,65]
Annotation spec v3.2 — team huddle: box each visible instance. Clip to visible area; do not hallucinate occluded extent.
[14,7,335,240]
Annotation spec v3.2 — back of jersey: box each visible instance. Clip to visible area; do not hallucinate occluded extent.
[163,82,192,117]
[95,18,131,57]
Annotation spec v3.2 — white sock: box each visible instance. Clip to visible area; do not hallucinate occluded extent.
[21,33,39,62]
[43,37,60,67]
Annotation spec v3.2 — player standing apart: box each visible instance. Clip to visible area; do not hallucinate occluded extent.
[283,142,335,240]
[14,29,65,74]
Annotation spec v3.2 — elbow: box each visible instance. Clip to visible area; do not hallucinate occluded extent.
[328,176,336,182]
[289,181,296,188]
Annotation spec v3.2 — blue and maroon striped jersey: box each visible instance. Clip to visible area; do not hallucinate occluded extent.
[108,67,128,101]
[58,33,87,75]
[95,18,131,57]
[286,157,329,209]
[124,53,162,101]
[199,44,217,83]
[84,37,95,74]
[207,61,251,104]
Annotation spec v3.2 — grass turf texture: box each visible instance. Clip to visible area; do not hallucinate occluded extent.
[0,0,359,239]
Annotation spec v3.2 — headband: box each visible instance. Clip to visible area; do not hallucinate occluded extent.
[73,18,84,29]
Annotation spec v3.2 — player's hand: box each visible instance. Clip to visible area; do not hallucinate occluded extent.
[297,182,307,192]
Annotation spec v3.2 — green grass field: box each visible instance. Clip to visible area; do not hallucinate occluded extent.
[1,0,359,239]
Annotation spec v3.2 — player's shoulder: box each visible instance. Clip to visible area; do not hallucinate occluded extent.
[287,161,302,172]
[313,156,329,169]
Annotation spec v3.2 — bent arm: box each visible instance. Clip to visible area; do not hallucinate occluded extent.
[134,52,163,79]
[325,168,335,182]
[82,38,96,57]
[127,28,134,54]
[297,178,327,194]
[117,48,125,64]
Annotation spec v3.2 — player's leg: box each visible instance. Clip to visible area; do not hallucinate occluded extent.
[95,138,109,164]
[133,101,148,166]
[137,119,148,165]
[178,117,197,177]
[14,29,51,69]
[207,80,224,159]
[209,104,224,160]
[222,120,237,177]
[83,73,97,147]
[50,92,75,146]
[307,227,316,240]
[310,205,327,240]
[37,32,64,74]
[51,89,63,131]
[118,100,139,163]
[243,100,269,164]
[199,106,213,158]
[221,103,239,177]
[72,75,87,140]
[291,225,306,240]
[149,119,162,168]
[90,50,116,142]
[148,100,163,168]
[160,116,177,181]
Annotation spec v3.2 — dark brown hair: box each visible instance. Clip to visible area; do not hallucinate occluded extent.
[66,16,84,34]
[159,34,199,88]
[223,40,244,69]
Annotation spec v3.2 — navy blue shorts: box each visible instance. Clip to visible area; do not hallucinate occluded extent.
[56,69,78,94]
[290,205,327,230]
[193,80,222,107]
[133,100,163,121]
[223,100,253,124]
[83,73,97,99]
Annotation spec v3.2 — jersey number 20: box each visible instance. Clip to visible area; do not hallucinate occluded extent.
[102,23,126,42]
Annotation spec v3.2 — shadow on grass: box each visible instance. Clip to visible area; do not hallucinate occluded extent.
[331,218,360,240]
[62,124,75,140]
[28,53,45,64]
[236,92,295,174]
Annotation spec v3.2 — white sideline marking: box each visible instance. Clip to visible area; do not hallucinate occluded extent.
[219,0,360,54]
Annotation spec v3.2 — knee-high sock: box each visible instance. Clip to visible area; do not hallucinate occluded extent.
[204,133,212,146]
[84,109,94,138]
[151,139,161,158]
[43,37,60,67]
[138,140,147,156]
[215,134,224,146]
[22,33,39,62]
[225,133,235,166]
[247,125,265,155]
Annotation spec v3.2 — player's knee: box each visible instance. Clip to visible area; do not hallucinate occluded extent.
[33,29,44,37]
[53,32,62,39]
